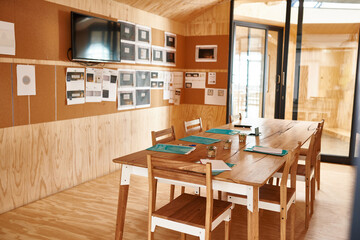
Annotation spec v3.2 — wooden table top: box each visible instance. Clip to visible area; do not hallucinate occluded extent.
[113,118,318,187]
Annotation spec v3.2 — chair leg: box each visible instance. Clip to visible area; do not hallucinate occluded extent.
[316,158,321,190]
[225,220,231,240]
[311,177,315,216]
[280,208,287,240]
[305,177,310,229]
[181,186,185,194]
[290,203,295,240]
[170,185,175,201]
[268,177,274,185]
[218,191,222,200]
[180,233,186,240]
[276,177,280,186]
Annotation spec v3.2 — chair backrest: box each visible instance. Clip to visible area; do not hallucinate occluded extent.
[305,128,320,174]
[280,141,302,189]
[229,113,242,123]
[151,126,176,146]
[147,155,213,231]
[316,119,325,154]
[184,118,203,136]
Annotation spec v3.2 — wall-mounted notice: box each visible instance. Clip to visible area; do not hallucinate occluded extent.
[118,90,135,110]
[185,72,206,89]
[85,68,102,102]
[205,88,227,106]
[17,65,36,96]
[102,69,117,102]
[172,72,183,89]
[150,71,164,89]
[208,72,216,85]
[174,89,181,105]
[136,89,151,108]
[136,70,151,87]
[163,71,171,100]
[66,68,85,105]
[0,20,15,55]
[118,69,135,88]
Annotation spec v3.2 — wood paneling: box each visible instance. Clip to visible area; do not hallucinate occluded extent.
[0,63,13,128]
[0,162,355,239]
[0,106,170,214]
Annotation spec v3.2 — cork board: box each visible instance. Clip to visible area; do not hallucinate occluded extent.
[0,63,13,128]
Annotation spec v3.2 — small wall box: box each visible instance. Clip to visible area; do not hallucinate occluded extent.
[195,45,218,62]
[165,32,176,49]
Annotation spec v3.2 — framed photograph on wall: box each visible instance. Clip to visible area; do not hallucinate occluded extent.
[136,44,151,64]
[164,32,176,49]
[119,21,136,42]
[195,45,218,62]
[120,41,136,63]
[165,49,176,66]
[136,25,151,45]
[136,89,151,108]
[118,90,135,110]
[151,46,165,65]
[118,69,135,88]
[136,70,151,88]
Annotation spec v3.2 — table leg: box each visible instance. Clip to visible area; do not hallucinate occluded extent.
[247,186,259,240]
[115,165,130,240]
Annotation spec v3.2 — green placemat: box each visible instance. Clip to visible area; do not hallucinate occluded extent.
[179,135,221,145]
[212,163,236,176]
[244,146,288,156]
[147,144,195,155]
[206,128,241,135]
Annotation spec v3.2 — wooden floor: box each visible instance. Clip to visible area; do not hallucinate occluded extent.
[0,162,355,240]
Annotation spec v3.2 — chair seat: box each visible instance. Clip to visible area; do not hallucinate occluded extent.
[153,193,232,229]
[228,184,295,205]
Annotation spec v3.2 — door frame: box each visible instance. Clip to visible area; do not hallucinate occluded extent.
[227,20,284,122]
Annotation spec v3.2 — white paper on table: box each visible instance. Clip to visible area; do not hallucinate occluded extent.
[17,65,36,96]
[102,69,117,101]
[86,68,102,102]
[200,159,231,171]
[185,72,206,89]
[66,68,85,105]
[174,89,181,105]
[204,88,227,106]
[208,72,216,85]
[253,146,283,155]
[0,20,15,55]
[172,72,183,89]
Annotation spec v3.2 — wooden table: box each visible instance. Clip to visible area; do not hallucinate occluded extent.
[113,118,318,240]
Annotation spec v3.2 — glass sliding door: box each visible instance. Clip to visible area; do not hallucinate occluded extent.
[230,22,283,119]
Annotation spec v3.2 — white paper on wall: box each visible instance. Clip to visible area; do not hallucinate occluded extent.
[0,20,15,55]
[163,71,171,100]
[204,88,227,106]
[172,72,183,89]
[86,68,103,102]
[208,72,216,85]
[185,72,206,89]
[17,65,36,96]
[66,68,85,105]
[174,89,181,105]
[102,69,117,102]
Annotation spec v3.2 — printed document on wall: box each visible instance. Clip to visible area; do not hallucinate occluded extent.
[85,68,102,102]
[185,72,206,89]
[205,88,227,106]
[102,69,117,101]
[163,71,171,100]
[0,20,15,55]
[17,65,36,96]
[66,68,85,105]
[172,72,183,89]
[174,89,181,105]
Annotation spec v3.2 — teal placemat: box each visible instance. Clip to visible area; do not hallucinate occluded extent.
[244,146,288,156]
[179,135,221,145]
[212,163,236,176]
[147,144,195,155]
[206,128,241,135]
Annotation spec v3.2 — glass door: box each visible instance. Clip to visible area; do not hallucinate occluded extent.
[229,22,283,119]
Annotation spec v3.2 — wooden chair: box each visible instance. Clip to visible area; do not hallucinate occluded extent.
[147,156,233,240]
[273,129,319,229]
[227,142,301,240]
[299,120,324,190]
[229,113,242,123]
[184,118,203,136]
[151,126,177,201]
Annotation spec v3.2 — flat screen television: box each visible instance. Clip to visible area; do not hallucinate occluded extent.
[71,12,121,62]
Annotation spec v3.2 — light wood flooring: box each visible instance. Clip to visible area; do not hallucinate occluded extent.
[0,162,355,240]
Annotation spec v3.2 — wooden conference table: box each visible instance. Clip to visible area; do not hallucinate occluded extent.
[113,118,318,240]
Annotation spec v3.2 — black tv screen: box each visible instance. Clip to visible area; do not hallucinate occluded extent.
[71,12,121,62]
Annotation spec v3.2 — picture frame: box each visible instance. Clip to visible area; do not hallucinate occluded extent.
[119,20,136,42]
[195,45,217,62]
[151,46,165,65]
[164,32,176,49]
[135,89,151,108]
[165,49,176,66]
[135,70,151,88]
[136,25,151,45]
[118,69,136,88]
[136,44,151,64]
[118,90,135,110]
[120,40,136,63]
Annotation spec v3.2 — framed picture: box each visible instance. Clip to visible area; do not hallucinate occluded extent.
[120,41,136,63]
[195,45,217,62]
[118,69,135,88]
[136,70,151,88]
[136,25,151,44]
[165,50,176,66]
[119,21,136,42]
[136,89,151,108]
[165,32,176,49]
[151,46,165,65]
[136,44,151,64]
[118,90,135,110]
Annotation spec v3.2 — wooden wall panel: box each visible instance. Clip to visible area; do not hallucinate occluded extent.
[205,72,228,89]
[0,128,14,213]
[182,89,205,105]
[0,63,13,128]
[176,35,186,69]
[30,65,56,124]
